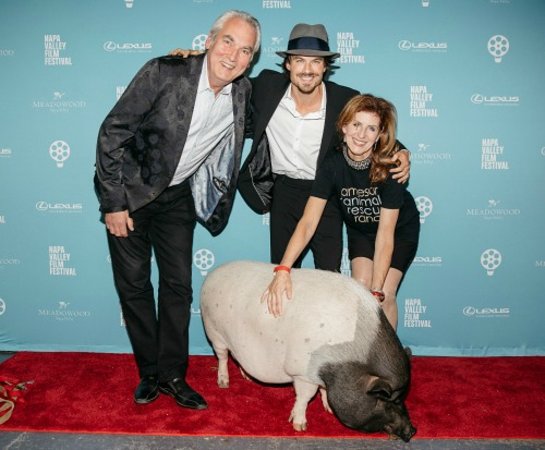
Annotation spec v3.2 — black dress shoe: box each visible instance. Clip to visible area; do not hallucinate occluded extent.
[159,378,208,410]
[134,375,159,404]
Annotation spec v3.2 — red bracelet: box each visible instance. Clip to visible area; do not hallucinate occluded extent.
[371,290,385,303]
[273,265,291,274]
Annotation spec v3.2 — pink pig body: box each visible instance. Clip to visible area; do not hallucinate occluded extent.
[200,260,415,441]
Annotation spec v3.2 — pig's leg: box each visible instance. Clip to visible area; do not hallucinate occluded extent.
[319,387,332,413]
[213,344,230,388]
[289,377,319,431]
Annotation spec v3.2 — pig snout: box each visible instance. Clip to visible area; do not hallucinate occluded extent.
[385,416,417,442]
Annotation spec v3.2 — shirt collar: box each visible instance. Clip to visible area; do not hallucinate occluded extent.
[199,55,232,96]
[285,82,327,117]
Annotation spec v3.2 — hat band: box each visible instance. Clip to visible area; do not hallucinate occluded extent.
[287,36,331,53]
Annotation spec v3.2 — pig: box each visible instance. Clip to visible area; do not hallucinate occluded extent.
[200,260,416,442]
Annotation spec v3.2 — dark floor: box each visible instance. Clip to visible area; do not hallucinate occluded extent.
[1,433,545,450]
[1,353,544,450]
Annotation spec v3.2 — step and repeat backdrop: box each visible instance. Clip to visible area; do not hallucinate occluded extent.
[1,0,544,356]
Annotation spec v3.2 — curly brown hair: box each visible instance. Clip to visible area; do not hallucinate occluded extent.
[336,94,399,184]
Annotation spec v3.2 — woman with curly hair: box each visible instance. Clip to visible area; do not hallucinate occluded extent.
[264,94,420,330]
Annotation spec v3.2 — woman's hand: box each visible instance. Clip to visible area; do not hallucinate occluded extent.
[168,48,204,58]
[261,271,293,318]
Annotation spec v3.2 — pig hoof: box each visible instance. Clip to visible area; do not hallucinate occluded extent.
[217,378,229,388]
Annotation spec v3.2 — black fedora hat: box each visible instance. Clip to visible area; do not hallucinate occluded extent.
[276,23,340,59]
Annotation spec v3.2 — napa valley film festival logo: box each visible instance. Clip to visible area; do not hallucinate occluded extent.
[398,39,447,53]
[38,300,91,321]
[411,143,452,166]
[49,245,77,276]
[470,93,519,107]
[32,91,86,113]
[403,298,431,328]
[410,86,438,117]
[0,147,12,158]
[194,248,215,276]
[262,0,291,8]
[488,35,509,63]
[0,215,5,224]
[124,0,134,7]
[262,212,270,226]
[466,198,520,221]
[415,196,433,224]
[481,138,509,170]
[103,40,152,53]
[336,32,365,64]
[480,248,502,276]
[44,34,72,66]
[49,140,71,168]
[1,48,15,57]
[261,36,284,58]
[36,200,83,214]
[0,298,5,315]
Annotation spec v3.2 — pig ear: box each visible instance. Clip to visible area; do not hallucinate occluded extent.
[366,377,393,400]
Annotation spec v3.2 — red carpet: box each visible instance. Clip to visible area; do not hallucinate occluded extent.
[1,352,544,439]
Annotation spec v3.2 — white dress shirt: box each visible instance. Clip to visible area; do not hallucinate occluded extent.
[266,83,327,180]
[170,56,234,186]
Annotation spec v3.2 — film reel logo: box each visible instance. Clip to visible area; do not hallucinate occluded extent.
[192,34,208,50]
[488,35,509,63]
[415,196,433,224]
[480,248,502,276]
[193,248,215,276]
[49,140,71,168]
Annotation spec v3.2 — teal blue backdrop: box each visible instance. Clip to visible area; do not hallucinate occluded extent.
[1,0,544,356]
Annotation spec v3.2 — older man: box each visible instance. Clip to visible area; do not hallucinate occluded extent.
[95,10,260,410]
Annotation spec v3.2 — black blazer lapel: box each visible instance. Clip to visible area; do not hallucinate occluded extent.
[252,74,289,142]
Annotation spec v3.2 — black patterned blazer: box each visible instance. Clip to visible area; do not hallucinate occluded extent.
[95,54,251,235]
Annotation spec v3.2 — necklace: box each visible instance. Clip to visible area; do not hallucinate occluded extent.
[343,146,371,170]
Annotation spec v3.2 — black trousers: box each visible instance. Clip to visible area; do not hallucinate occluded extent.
[107,181,196,383]
[270,175,343,271]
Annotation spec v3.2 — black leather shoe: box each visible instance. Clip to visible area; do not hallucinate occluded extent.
[134,375,159,404]
[159,378,208,410]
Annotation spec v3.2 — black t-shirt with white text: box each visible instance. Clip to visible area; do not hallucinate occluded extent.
[312,151,419,241]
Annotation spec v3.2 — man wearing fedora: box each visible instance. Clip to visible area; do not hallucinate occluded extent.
[238,23,410,271]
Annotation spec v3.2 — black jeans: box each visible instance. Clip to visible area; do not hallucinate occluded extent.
[107,181,196,382]
[270,175,343,271]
